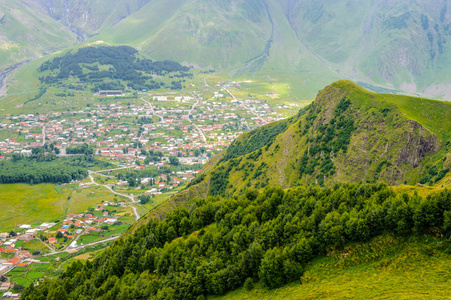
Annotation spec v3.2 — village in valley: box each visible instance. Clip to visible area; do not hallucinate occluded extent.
[0,79,300,296]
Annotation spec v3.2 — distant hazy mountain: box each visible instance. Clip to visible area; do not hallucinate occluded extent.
[286,0,451,98]
[0,0,151,66]
[3,0,451,98]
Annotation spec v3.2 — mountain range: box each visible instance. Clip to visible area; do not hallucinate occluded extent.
[3,0,451,98]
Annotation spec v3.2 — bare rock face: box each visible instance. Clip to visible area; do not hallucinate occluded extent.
[397,120,438,167]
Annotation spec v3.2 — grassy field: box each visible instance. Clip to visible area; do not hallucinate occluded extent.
[22,239,49,255]
[215,234,451,300]
[0,183,121,231]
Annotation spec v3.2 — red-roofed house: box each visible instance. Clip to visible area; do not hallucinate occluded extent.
[19,250,32,258]
[7,257,20,266]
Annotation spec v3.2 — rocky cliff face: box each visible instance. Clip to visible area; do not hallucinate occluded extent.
[34,0,153,39]
[397,120,439,167]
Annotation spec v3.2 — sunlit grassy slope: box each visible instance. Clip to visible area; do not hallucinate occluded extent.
[95,0,272,68]
[215,234,451,300]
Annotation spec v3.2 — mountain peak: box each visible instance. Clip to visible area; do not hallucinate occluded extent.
[178,81,447,198]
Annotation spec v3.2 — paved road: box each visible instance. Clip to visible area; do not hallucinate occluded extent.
[42,235,121,257]
[188,93,208,143]
[42,126,46,146]
[88,172,140,222]
[92,166,131,173]
[141,96,165,123]
[130,206,140,222]
[225,88,264,128]
[36,237,56,254]
[87,173,133,200]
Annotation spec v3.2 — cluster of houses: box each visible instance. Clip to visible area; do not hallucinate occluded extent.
[0,83,288,163]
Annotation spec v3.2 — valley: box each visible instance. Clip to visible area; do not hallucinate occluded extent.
[2,0,451,299]
[0,47,304,296]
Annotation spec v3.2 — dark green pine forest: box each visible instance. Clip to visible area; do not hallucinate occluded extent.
[38,46,192,92]
[21,183,451,299]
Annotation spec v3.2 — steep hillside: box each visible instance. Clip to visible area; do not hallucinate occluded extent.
[0,0,153,72]
[95,0,273,68]
[185,80,451,198]
[8,0,451,98]
[34,0,153,40]
[90,0,340,97]
[89,0,451,98]
[20,184,451,299]
[0,1,77,67]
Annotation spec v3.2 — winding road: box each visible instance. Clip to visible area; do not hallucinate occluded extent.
[140,96,165,123]
[88,172,140,222]
[42,235,121,257]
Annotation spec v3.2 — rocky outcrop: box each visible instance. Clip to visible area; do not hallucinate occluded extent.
[397,120,438,167]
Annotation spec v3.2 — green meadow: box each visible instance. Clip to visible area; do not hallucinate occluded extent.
[0,183,121,231]
[215,235,451,300]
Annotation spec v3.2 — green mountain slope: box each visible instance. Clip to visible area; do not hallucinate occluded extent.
[20,183,451,299]
[6,1,451,98]
[35,0,153,39]
[90,0,339,98]
[0,0,153,71]
[218,234,451,300]
[0,1,77,67]
[95,0,272,68]
[183,80,451,198]
[88,0,451,98]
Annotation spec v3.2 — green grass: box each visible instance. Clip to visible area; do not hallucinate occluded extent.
[0,183,119,231]
[0,252,15,260]
[103,223,130,237]
[30,263,50,271]
[37,252,70,263]
[27,271,44,280]
[0,1,77,67]
[10,276,32,287]
[342,80,451,141]
[78,234,101,245]
[215,235,451,300]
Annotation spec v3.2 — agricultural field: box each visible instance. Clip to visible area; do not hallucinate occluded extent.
[6,263,55,288]
[0,183,123,231]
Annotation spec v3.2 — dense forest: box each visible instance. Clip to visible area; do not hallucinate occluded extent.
[0,146,107,184]
[0,159,87,184]
[21,183,451,299]
[38,46,192,91]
